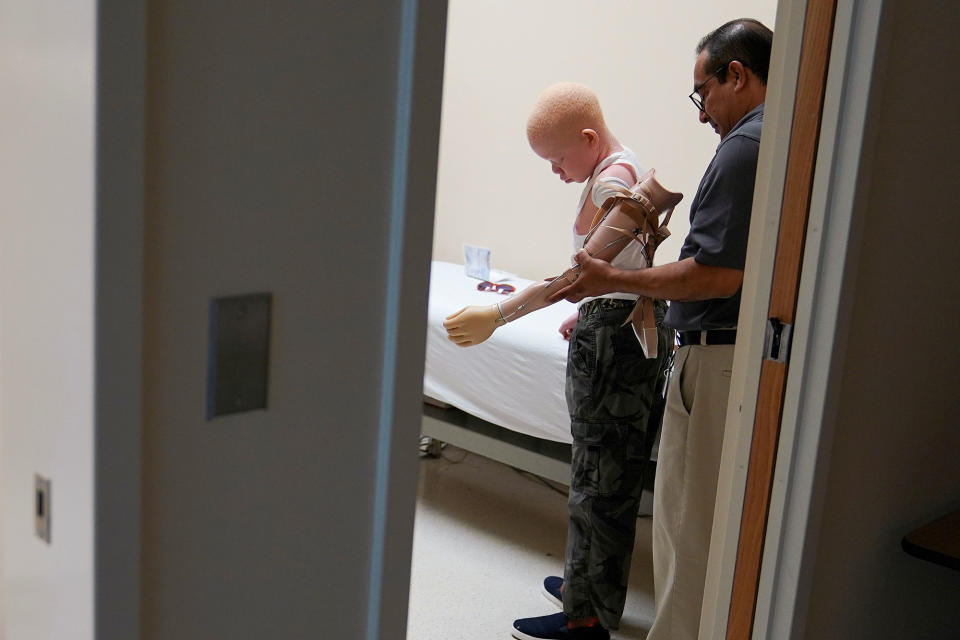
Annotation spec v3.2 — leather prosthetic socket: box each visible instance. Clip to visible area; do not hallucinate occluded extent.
[443,169,681,354]
[587,168,681,358]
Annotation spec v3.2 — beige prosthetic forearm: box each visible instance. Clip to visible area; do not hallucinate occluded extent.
[493,207,640,324]
[444,169,681,350]
[442,274,571,347]
[444,205,651,348]
[496,169,682,326]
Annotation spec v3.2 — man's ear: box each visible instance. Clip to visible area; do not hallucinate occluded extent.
[728,60,748,91]
[581,128,599,146]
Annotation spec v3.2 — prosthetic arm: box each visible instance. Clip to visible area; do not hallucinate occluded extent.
[443,169,681,357]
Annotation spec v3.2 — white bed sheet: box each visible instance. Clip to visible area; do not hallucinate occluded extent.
[423,260,575,444]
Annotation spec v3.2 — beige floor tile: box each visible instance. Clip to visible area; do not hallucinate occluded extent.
[407,446,655,639]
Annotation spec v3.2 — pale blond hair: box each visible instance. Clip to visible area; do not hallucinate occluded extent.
[526,82,606,147]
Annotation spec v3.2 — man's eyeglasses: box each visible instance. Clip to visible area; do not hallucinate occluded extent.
[477,281,516,295]
[688,63,729,112]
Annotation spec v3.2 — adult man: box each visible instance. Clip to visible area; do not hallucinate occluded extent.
[551,18,773,640]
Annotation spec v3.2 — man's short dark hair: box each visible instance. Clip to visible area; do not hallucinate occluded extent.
[697,19,773,85]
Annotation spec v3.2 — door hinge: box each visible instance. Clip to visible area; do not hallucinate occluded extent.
[764,318,793,364]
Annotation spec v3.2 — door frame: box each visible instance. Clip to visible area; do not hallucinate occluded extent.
[82,0,892,636]
[700,0,891,638]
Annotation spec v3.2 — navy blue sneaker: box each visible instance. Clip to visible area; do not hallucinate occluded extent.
[542,576,563,608]
[511,612,609,640]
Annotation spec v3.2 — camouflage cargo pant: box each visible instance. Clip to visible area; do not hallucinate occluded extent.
[563,297,672,630]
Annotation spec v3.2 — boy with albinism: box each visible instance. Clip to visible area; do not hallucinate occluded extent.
[443,82,680,640]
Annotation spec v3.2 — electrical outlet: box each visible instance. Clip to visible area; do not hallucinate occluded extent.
[35,474,51,544]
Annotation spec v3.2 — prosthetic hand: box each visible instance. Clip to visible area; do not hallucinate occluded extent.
[443,304,504,347]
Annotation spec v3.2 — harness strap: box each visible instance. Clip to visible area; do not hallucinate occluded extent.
[577,172,681,358]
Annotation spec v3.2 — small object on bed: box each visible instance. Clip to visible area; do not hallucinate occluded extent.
[476,280,516,294]
[463,244,491,280]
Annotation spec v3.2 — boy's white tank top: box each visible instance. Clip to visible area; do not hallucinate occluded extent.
[572,147,647,306]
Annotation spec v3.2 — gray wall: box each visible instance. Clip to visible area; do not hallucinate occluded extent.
[802,1,960,637]
[140,1,443,638]
[2,0,444,638]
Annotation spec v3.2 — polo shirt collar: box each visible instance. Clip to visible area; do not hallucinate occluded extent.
[718,103,764,148]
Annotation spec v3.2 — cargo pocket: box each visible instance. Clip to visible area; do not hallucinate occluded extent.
[568,323,597,379]
[570,421,630,497]
[570,440,601,497]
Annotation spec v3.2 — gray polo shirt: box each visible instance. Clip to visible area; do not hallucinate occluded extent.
[664,104,764,332]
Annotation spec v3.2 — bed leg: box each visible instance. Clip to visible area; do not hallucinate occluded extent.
[421,436,444,458]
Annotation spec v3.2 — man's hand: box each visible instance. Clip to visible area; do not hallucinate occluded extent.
[443,304,501,347]
[548,250,616,303]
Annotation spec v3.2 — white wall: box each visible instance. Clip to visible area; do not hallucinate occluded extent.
[800,1,960,637]
[432,0,778,279]
[0,1,97,639]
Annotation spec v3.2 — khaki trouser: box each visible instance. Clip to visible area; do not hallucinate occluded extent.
[646,344,734,640]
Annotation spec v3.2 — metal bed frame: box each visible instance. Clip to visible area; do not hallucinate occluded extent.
[420,401,657,513]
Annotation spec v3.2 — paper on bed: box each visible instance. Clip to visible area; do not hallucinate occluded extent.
[424,261,575,444]
[463,244,491,280]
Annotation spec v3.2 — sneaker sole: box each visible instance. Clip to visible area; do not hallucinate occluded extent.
[512,624,610,640]
[541,583,563,609]
[512,628,547,640]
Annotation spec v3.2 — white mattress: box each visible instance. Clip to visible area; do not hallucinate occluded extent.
[423,260,575,443]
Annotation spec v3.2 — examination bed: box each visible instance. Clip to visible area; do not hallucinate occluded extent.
[422,260,576,484]
[422,258,663,513]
